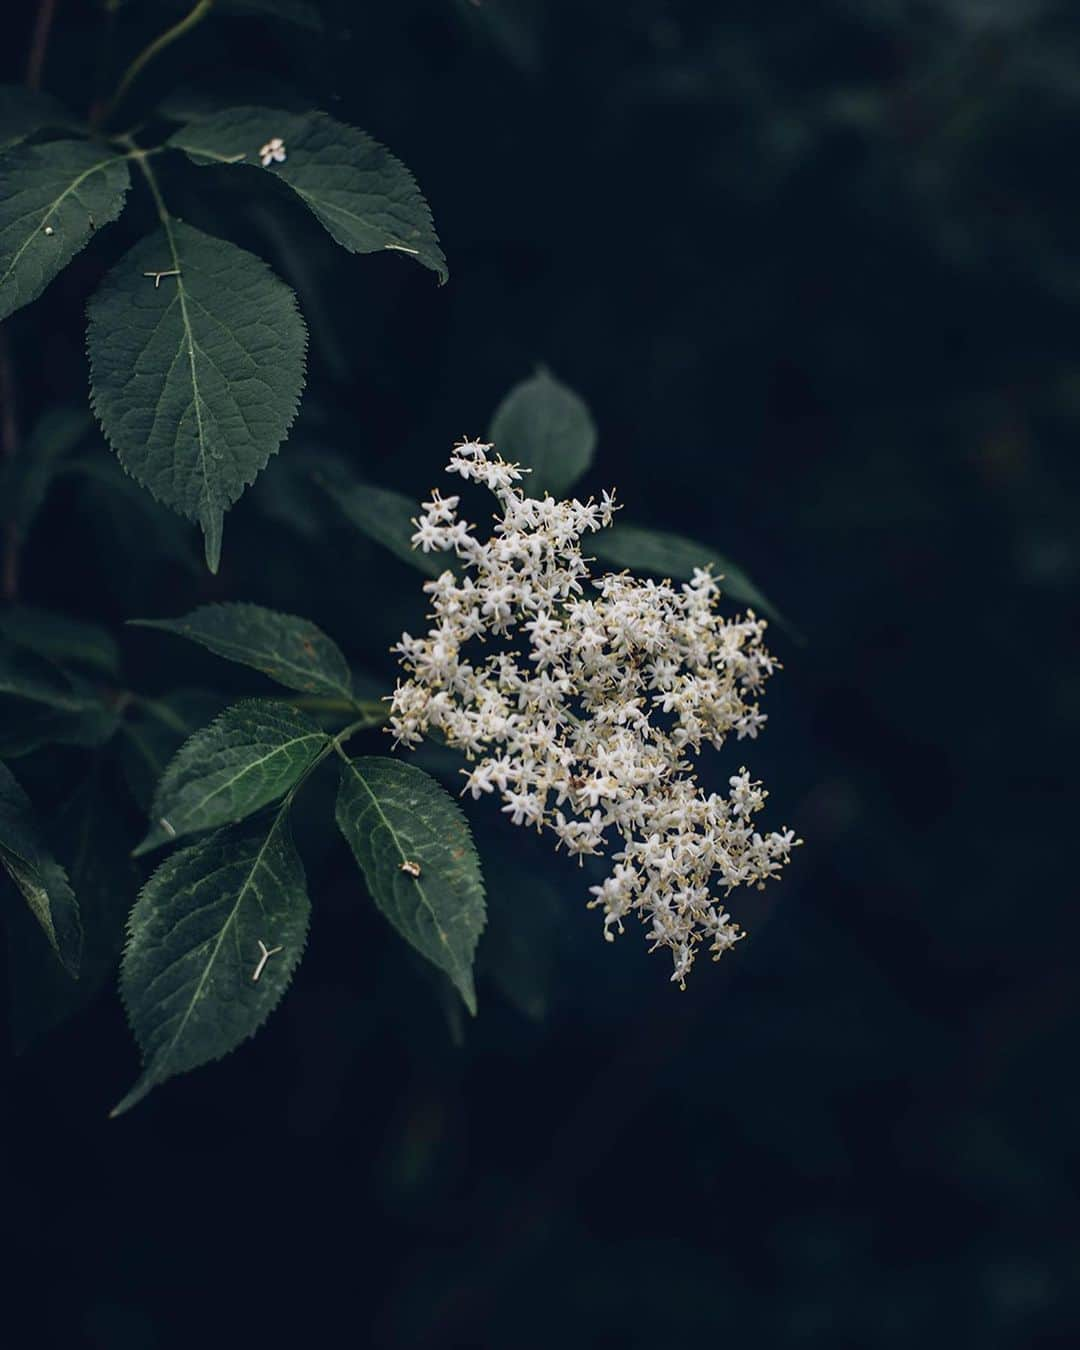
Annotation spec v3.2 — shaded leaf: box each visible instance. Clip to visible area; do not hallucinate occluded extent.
[0,607,119,676]
[119,690,226,810]
[86,221,307,571]
[488,367,597,495]
[169,106,447,283]
[6,776,137,1051]
[136,700,329,855]
[314,463,442,577]
[0,85,72,148]
[0,139,129,321]
[132,603,354,700]
[0,404,90,539]
[113,811,309,1115]
[592,522,792,632]
[0,640,118,755]
[335,755,485,1013]
[66,455,203,576]
[0,760,81,974]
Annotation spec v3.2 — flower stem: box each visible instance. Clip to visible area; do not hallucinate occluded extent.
[97,0,214,129]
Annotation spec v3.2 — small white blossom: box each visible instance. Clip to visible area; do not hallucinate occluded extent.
[390,439,801,984]
[259,137,287,167]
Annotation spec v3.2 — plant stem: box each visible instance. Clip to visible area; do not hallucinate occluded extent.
[26,0,58,91]
[0,329,20,602]
[121,136,171,226]
[97,0,214,128]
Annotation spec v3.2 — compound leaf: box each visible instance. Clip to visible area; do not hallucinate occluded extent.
[113,811,309,1115]
[335,755,485,1013]
[0,139,129,321]
[86,221,307,572]
[169,106,447,282]
[136,700,329,855]
[131,603,353,701]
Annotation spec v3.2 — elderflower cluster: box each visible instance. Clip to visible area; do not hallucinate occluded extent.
[390,440,800,985]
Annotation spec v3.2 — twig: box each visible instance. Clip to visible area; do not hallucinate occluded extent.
[26,0,58,91]
[96,0,214,129]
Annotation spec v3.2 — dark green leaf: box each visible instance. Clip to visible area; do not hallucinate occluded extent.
[488,367,597,495]
[592,522,792,632]
[314,464,443,577]
[0,139,130,321]
[0,405,92,538]
[0,641,118,755]
[6,777,137,1051]
[113,811,309,1115]
[136,700,328,855]
[169,107,447,283]
[0,607,119,676]
[86,221,307,571]
[119,690,226,810]
[335,755,485,1013]
[0,760,81,975]
[132,603,354,701]
[0,85,72,148]
[66,456,203,576]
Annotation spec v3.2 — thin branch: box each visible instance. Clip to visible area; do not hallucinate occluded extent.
[96,0,214,129]
[26,0,58,91]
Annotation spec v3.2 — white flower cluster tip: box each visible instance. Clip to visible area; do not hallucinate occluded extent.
[390,439,801,986]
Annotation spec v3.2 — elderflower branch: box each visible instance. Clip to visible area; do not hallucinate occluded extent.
[388,439,802,987]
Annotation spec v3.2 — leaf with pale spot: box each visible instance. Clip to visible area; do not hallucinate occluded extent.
[335,755,485,1013]
[136,700,329,855]
[0,139,129,321]
[86,221,307,571]
[169,106,447,283]
[113,811,309,1115]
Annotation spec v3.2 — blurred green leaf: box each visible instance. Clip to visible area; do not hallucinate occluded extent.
[0,760,82,975]
[0,607,119,676]
[314,462,442,577]
[119,690,227,810]
[0,85,73,148]
[488,366,597,495]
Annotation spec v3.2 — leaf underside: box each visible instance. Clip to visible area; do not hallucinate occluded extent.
[137,700,329,855]
[0,139,129,321]
[169,106,447,283]
[132,603,354,701]
[335,755,485,1013]
[86,221,307,571]
[114,812,309,1115]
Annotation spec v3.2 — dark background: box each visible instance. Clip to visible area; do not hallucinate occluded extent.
[3,1,1078,1346]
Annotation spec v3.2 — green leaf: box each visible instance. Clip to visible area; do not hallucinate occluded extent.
[488,367,597,496]
[335,755,485,1013]
[113,810,309,1115]
[0,640,118,755]
[86,221,307,571]
[0,607,119,676]
[136,700,329,855]
[132,603,354,701]
[0,760,82,975]
[169,107,447,283]
[0,85,72,148]
[6,776,137,1051]
[0,405,91,539]
[592,523,792,633]
[314,464,443,577]
[0,139,130,321]
[119,690,226,810]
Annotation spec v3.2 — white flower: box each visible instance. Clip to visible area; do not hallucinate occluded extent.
[259,137,287,167]
[389,439,801,984]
